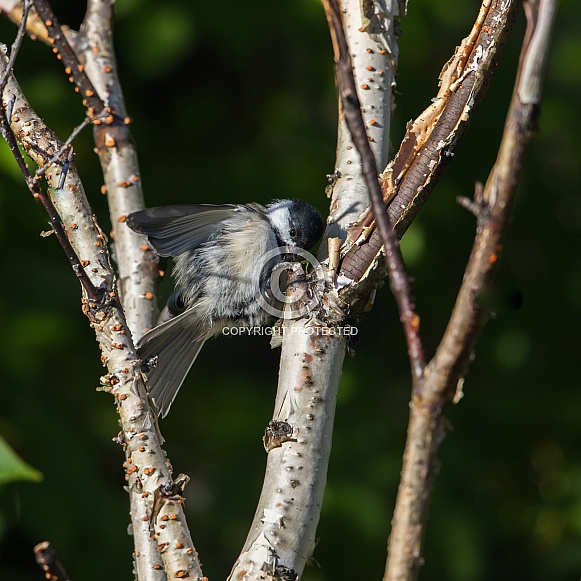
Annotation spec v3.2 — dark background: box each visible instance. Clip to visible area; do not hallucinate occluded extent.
[1,0,580,579]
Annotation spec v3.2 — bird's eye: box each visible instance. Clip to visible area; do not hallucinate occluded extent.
[289,227,297,238]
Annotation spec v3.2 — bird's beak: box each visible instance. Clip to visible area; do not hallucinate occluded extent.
[282,244,299,260]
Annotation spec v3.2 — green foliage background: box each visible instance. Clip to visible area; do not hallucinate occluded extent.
[1,1,580,579]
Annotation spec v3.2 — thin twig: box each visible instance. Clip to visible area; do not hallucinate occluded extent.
[57,144,74,189]
[34,541,71,581]
[384,1,557,579]
[322,0,425,384]
[34,111,106,179]
[0,72,103,302]
[32,0,107,118]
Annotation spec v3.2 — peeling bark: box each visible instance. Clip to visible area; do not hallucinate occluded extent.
[341,0,519,283]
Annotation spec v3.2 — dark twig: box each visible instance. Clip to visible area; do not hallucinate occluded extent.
[57,145,74,189]
[32,0,107,118]
[322,0,425,384]
[34,541,71,581]
[34,111,106,179]
[0,99,103,303]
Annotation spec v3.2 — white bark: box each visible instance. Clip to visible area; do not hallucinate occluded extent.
[325,0,400,248]
[78,0,158,343]
[228,319,346,580]
[71,6,170,571]
[229,2,401,579]
[0,45,203,581]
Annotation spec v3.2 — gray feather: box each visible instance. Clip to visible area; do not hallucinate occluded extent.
[137,307,209,417]
[126,204,238,257]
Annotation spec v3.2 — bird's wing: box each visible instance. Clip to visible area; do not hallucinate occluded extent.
[137,306,209,417]
[126,204,240,257]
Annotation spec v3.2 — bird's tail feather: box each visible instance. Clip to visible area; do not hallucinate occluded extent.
[137,307,207,417]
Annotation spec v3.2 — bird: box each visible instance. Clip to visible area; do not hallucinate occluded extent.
[126,199,324,417]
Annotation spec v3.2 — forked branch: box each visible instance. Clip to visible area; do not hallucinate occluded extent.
[229,1,402,578]
[341,0,520,283]
[384,1,556,579]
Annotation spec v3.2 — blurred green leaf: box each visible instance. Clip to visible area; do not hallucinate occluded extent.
[0,435,43,485]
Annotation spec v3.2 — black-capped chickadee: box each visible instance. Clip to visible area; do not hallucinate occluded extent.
[126,199,324,417]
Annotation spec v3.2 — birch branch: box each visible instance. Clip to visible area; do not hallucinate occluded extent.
[228,318,346,581]
[341,0,519,283]
[72,3,172,570]
[78,0,159,342]
[324,0,400,247]
[0,47,203,581]
[322,0,424,384]
[3,1,188,576]
[384,1,557,579]
[228,2,401,579]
